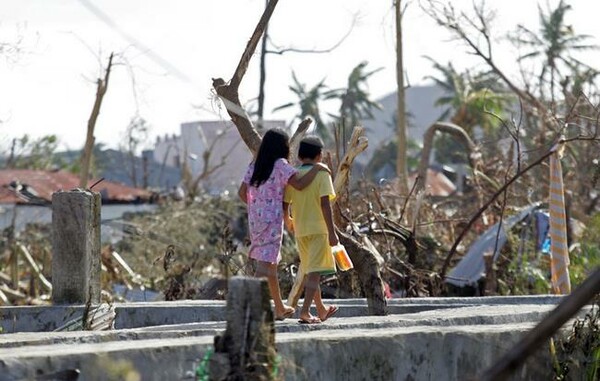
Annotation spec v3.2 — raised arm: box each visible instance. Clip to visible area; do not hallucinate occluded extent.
[238,182,248,204]
[320,195,339,246]
[287,163,330,190]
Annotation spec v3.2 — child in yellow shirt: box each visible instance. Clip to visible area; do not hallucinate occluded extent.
[284,136,339,324]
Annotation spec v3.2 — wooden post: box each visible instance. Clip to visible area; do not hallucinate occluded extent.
[9,245,18,290]
[483,252,496,296]
[8,207,18,289]
[51,190,101,304]
[210,276,276,380]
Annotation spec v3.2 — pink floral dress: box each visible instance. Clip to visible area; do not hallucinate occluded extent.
[243,158,297,263]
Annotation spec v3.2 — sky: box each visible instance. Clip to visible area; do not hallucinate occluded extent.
[1,0,599,153]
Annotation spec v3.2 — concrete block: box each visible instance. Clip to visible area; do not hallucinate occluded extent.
[52,190,101,304]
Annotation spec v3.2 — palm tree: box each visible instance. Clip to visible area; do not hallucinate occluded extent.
[330,61,383,152]
[425,57,511,135]
[511,0,598,102]
[273,71,332,141]
[561,61,600,99]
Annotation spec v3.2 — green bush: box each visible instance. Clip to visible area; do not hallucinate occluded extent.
[570,213,600,288]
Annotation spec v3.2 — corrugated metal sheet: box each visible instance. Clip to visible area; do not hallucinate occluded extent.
[446,203,542,288]
[0,169,151,204]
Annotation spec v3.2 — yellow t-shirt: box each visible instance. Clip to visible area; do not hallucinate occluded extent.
[284,165,336,238]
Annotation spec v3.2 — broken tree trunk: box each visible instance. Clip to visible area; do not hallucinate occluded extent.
[332,126,369,221]
[79,52,114,188]
[289,117,313,164]
[338,231,387,314]
[415,121,480,195]
[332,127,386,315]
[210,276,275,380]
[211,0,279,155]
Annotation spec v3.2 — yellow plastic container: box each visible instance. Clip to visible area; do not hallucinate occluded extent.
[332,244,353,271]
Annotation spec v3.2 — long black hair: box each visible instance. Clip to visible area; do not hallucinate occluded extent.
[250,128,290,187]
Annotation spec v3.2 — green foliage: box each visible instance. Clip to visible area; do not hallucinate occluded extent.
[495,220,551,295]
[331,61,383,127]
[570,213,600,288]
[425,57,512,136]
[276,62,382,146]
[2,134,62,170]
[510,0,598,99]
[273,71,333,142]
[365,138,420,181]
[328,62,383,150]
[433,133,471,165]
[114,195,247,291]
[552,298,600,381]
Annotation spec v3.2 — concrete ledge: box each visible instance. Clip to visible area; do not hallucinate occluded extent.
[276,324,551,380]
[0,304,559,349]
[0,295,565,333]
[0,301,583,380]
[0,322,554,381]
[0,336,213,381]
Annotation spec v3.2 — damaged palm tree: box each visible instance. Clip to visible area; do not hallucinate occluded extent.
[212,0,386,316]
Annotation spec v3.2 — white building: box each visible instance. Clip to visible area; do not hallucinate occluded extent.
[153,120,286,192]
[360,84,447,165]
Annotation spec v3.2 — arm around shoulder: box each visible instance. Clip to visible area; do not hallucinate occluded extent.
[288,164,329,190]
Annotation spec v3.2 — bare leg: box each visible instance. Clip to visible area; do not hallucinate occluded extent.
[314,285,339,321]
[286,267,306,308]
[256,261,294,317]
[314,285,328,318]
[299,272,321,322]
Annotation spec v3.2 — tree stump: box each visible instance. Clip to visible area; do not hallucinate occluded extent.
[339,231,387,315]
[210,276,276,380]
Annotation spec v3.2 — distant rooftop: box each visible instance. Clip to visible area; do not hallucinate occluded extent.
[0,169,152,204]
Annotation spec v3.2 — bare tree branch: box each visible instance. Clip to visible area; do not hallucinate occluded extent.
[210,0,280,155]
[80,52,114,188]
[265,14,356,55]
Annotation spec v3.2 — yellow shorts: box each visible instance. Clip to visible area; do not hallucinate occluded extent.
[296,234,336,275]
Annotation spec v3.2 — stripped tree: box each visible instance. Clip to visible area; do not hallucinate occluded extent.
[79,52,114,188]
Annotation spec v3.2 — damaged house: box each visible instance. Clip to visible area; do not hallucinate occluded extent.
[0,169,155,232]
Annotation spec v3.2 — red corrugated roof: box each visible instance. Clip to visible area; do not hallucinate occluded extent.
[0,169,151,204]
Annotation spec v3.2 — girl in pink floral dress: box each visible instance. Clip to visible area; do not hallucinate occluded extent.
[238,128,327,320]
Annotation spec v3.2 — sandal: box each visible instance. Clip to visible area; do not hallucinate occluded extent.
[298,316,322,324]
[275,308,295,321]
[320,305,339,322]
